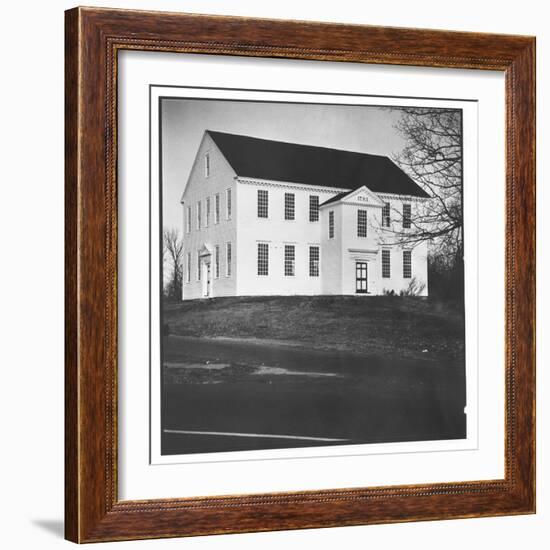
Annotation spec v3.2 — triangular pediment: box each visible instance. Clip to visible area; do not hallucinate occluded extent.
[340,186,385,207]
[198,244,212,257]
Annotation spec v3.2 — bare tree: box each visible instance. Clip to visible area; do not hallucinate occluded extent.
[388,107,463,267]
[163,228,184,300]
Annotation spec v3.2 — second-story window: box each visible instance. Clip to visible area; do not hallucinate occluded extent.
[215,193,220,224]
[284,193,295,220]
[197,201,201,230]
[205,153,210,177]
[382,202,391,227]
[403,203,412,229]
[309,195,319,222]
[186,206,191,234]
[206,197,211,227]
[226,188,232,219]
[257,189,268,218]
[329,211,335,239]
[357,209,368,237]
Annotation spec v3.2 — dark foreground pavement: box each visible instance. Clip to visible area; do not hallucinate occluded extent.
[161,335,466,456]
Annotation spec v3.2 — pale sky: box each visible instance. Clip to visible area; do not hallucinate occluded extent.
[161,99,408,232]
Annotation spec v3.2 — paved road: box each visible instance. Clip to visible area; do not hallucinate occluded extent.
[161,335,466,455]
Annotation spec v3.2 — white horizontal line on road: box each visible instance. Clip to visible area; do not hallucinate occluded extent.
[163,429,348,442]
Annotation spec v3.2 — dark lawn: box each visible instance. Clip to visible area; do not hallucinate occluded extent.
[162,295,464,363]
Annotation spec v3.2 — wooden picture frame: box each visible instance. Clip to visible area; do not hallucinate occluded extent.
[65,6,535,543]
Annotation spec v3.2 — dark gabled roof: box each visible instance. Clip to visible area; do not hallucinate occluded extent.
[320,191,351,206]
[207,130,429,198]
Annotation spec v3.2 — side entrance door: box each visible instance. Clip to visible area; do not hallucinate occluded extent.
[355,261,368,294]
[202,260,212,297]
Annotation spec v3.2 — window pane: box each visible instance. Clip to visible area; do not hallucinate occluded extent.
[226,243,232,277]
[382,249,391,278]
[257,243,269,275]
[403,204,411,228]
[257,189,268,218]
[382,202,390,227]
[284,245,295,276]
[403,250,412,278]
[206,197,210,226]
[284,193,295,220]
[226,189,232,219]
[309,195,319,222]
[215,194,220,224]
[357,209,367,237]
[215,245,220,278]
[329,210,334,238]
[309,246,319,277]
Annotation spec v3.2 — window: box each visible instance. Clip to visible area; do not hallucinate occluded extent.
[214,193,220,224]
[205,153,210,177]
[197,201,201,230]
[186,252,191,283]
[284,193,295,220]
[357,209,368,237]
[226,243,232,277]
[257,189,268,218]
[284,245,295,276]
[215,245,220,279]
[329,211,334,239]
[403,204,411,229]
[186,206,191,234]
[257,243,269,275]
[382,249,391,278]
[309,246,320,277]
[226,188,232,219]
[197,251,201,281]
[206,197,211,227]
[309,195,319,222]
[403,250,412,278]
[382,202,391,227]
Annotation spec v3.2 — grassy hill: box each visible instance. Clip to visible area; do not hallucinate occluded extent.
[162,295,464,362]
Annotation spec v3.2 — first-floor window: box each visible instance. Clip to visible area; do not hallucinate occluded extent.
[284,245,295,276]
[382,249,391,278]
[197,251,201,281]
[357,209,368,237]
[309,246,320,277]
[215,245,220,279]
[403,250,412,278]
[226,243,232,277]
[257,243,269,275]
[186,252,191,283]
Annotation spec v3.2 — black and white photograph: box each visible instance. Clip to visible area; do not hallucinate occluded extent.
[156,92,468,458]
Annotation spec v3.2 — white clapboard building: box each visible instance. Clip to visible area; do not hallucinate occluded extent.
[180,130,430,299]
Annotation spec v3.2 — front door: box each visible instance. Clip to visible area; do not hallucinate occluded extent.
[202,260,211,297]
[355,261,368,294]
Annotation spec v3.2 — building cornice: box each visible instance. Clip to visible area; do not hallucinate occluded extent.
[236,177,350,195]
[376,192,430,203]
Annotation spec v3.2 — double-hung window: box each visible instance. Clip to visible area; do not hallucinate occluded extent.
[197,201,201,230]
[226,243,232,277]
[204,153,210,177]
[205,197,211,227]
[357,209,368,237]
[214,245,220,279]
[186,252,191,283]
[196,251,201,281]
[403,204,412,229]
[257,243,269,275]
[226,189,232,220]
[403,250,412,278]
[329,211,334,239]
[382,202,391,227]
[284,193,295,220]
[257,189,268,218]
[382,250,391,278]
[309,246,320,277]
[284,245,295,276]
[309,195,319,222]
[186,206,191,233]
[214,193,220,224]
